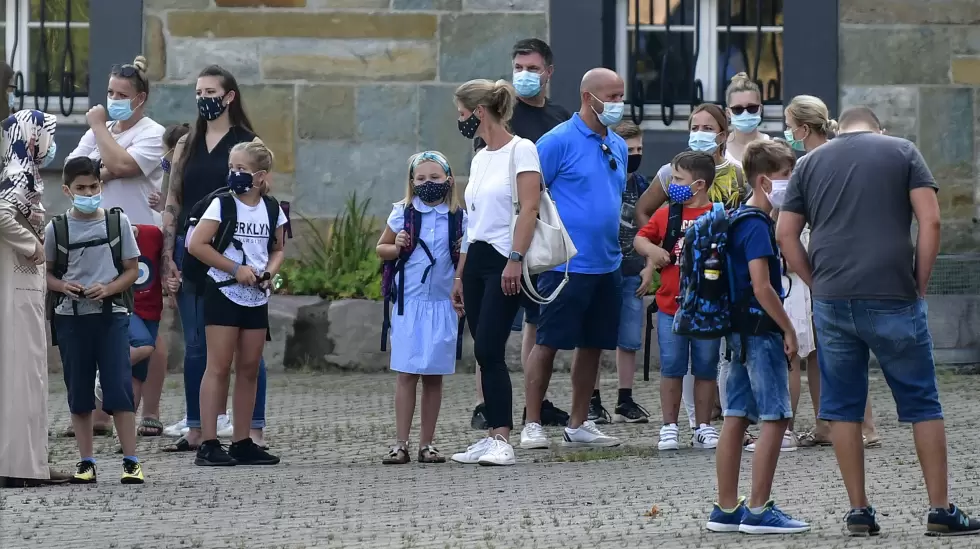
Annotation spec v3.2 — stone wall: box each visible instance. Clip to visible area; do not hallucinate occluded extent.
[142,0,549,225]
[839,0,980,252]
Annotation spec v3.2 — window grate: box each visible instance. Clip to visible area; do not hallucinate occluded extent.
[926,254,980,296]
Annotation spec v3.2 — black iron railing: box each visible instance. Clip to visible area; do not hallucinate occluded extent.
[627,0,784,125]
[9,0,84,116]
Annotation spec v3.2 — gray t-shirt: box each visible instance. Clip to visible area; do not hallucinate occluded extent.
[44,209,140,315]
[782,131,937,300]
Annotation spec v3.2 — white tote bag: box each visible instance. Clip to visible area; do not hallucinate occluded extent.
[508,138,577,304]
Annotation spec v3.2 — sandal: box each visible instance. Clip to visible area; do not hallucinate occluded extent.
[863,435,882,449]
[161,436,199,453]
[138,417,164,437]
[743,432,757,447]
[382,444,410,465]
[797,430,833,448]
[418,445,446,464]
[60,424,114,438]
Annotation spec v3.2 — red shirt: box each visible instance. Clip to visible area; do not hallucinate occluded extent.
[133,225,164,321]
[636,204,713,316]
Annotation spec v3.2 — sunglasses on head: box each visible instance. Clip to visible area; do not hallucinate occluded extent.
[111,64,138,78]
[730,104,761,116]
[600,143,617,171]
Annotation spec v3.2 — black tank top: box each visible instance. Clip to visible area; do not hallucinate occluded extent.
[178,125,256,230]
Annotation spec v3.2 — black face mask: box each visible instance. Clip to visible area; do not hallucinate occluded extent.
[415,181,451,203]
[627,154,642,174]
[457,112,481,139]
[198,95,227,121]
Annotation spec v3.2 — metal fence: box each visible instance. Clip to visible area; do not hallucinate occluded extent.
[927,254,980,296]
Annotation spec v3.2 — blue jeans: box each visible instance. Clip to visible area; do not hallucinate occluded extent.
[617,274,643,351]
[724,332,792,423]
[812,298,942,424]
[657,312,720,379]
[177,278,267,429]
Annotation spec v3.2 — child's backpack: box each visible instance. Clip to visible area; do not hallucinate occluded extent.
[182,187,280,295]
[47,207,134,345]
[380,204,466,358]
[671,204,781,340]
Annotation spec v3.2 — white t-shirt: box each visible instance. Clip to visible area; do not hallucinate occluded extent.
[725,132,772,166]
[463,136,541,257]
[67,117,166,226]
[201,195,287,307]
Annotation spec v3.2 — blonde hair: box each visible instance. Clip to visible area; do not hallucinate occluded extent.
[725,72,762,105]
[454,79,517,126]
[785,95,838,136]
[230,140,275,193]
[111,55,150,97]
[404,150,461,213]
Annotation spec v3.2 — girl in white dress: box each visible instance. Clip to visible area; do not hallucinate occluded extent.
[377,151,466,465]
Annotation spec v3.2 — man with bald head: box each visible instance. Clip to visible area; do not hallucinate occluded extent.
[518,68,628,450]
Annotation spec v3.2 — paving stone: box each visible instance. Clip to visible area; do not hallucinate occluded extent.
[918,87,974,181]
[167,10,437,40]
[297,84,356,140]
[840,0,980,25]
[167,39,262,82]
[143,15,166,82]
[840,86,918,141]
[463,0,547,10]
[241,84,297,173]
[144,0,210,10]
[438,12,548,82]
[356,84,419,143]
[839,28,951,86]
[260,40,437,82]
[145,83,197,125]
[393,0,462,9]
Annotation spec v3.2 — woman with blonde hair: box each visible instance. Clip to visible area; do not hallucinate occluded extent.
[725,72,772,165]
[449,78,541,467]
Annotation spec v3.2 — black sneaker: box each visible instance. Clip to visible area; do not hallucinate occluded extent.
[471,403,488,430]
[229,438,281,465]
[613,399,650,423]
[845,506,880,536]
[926,504,980,536]
[541,400,570,427]
[587,398,611,425]
[194,439,237,467]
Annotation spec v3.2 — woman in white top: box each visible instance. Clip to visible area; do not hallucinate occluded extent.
[448,79,541,467]
[67,55,165,227]
[725,72,772,166]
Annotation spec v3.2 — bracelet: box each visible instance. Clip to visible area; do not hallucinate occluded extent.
[454,277,461,280]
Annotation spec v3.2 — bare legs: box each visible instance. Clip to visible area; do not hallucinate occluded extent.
[394,373,444,447]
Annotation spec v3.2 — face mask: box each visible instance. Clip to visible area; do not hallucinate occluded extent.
[7,91,15,110]
[512,71,542,98]
[688,131,719,153]
[72,193,102,214]
[415,180,451,203]
[107,96,138,121]
[626,154,642,174]
[767,178,789,208]
[784,128,806,152]
[39,141,57,169]
[458,112,481,139]
[667,181,700,203]
[198,95,227,121]
[731,112,762,133]
[160,158,171,174]
[590,93,624,127]
[227,170,254,195]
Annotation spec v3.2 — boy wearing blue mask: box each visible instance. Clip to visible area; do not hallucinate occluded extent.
[45,157,143,485]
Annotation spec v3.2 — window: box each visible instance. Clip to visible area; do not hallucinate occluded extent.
[1,0,90,116]
[616,0,784,128]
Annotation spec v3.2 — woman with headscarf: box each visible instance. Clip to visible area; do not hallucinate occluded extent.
[0,107,70,487]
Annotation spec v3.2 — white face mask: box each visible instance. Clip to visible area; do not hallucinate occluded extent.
[767,178,789,208]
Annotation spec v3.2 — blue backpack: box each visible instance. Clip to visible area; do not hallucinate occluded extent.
[671,204,781,339]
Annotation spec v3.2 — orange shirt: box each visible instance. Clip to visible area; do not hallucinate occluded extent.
[636,204,713,316]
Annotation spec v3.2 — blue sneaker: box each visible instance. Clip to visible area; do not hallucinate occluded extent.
[739,500,810,534]
[926,504,980,536]
[845,506,881,536]
[706,496,747,532]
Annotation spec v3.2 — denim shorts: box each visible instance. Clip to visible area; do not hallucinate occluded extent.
[812,298,942,424]
[617,274,644,351]
[724,332,792,423]
[129,314,160,383]
[657,312,721,379]
[55,313,135,415]
[536,270,622,351]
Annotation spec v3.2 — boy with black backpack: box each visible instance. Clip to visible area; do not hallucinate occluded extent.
[694,139,808,534]
[46,157,143,484]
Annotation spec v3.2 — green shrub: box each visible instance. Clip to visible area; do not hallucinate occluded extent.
[278,192,382,300]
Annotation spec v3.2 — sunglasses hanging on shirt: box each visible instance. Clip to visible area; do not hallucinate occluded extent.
[600,143,617,171]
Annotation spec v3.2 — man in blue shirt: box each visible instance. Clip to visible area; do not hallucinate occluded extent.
[518,68,628,450]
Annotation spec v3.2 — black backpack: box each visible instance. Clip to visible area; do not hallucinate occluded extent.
[47,207,134,345]
[182,188,280,295]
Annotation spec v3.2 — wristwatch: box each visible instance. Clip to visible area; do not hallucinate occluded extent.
[508,251,524,263]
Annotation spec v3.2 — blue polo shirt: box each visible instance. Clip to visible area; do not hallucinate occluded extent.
[535,113,627,274]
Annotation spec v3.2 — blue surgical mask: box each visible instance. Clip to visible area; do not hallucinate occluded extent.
[731,112,762,133]
[72,193,102,214]
[590,93,625,127]
[667,181,701,203]
[39,141,57,169]
[512,71,542,98]
[7,91,14,110]
[784,128,806,151]
[227,170,254,195]
[107,96,137,121]
[688,131,719,153]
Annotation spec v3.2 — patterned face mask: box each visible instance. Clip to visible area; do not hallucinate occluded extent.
[415,180,451,203]
[197,95,227,121]
[667,180,702,203]
[160,157,171,174]
[457,112,481,139]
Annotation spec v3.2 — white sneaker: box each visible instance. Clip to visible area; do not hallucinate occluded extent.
[561,420,621,448]
[746,430,799,453]
[520,422,550,450]
[163,417,189,437]
[658,423,680,451]
[693,424,720,449]
[217,411,234,438]
[451,437,493,464]
[478,436,516,466]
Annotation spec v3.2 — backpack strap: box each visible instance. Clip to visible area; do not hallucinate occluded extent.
[448,209,464,268]
[662,201,685,267]
[104,207,133,314]
[262,195,280,253]
[214,193,238,254]
[52,214,70,278]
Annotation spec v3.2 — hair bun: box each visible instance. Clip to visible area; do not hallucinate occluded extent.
[132,55,147,73]
[825,118,839,135]
[732,71,749,82]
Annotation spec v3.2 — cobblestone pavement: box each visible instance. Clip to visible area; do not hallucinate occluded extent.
[3,370,980,549]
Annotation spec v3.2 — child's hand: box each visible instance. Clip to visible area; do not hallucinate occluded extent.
[637,266,653,297]
[451,278,465,317]
[84,283,110,301]
[394,230,411,249]
[235,265,257,286]
[132,226,140,239]
[60,280,84,298]
[148,191,161,209]
[783,331,798,361]
[165,273,181,295]
[648,246,672,270]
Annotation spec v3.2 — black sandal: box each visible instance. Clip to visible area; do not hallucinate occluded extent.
[382,444,410,465]
[161,436,199,453]
[418,445,446,464]
[138,417,164,437]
